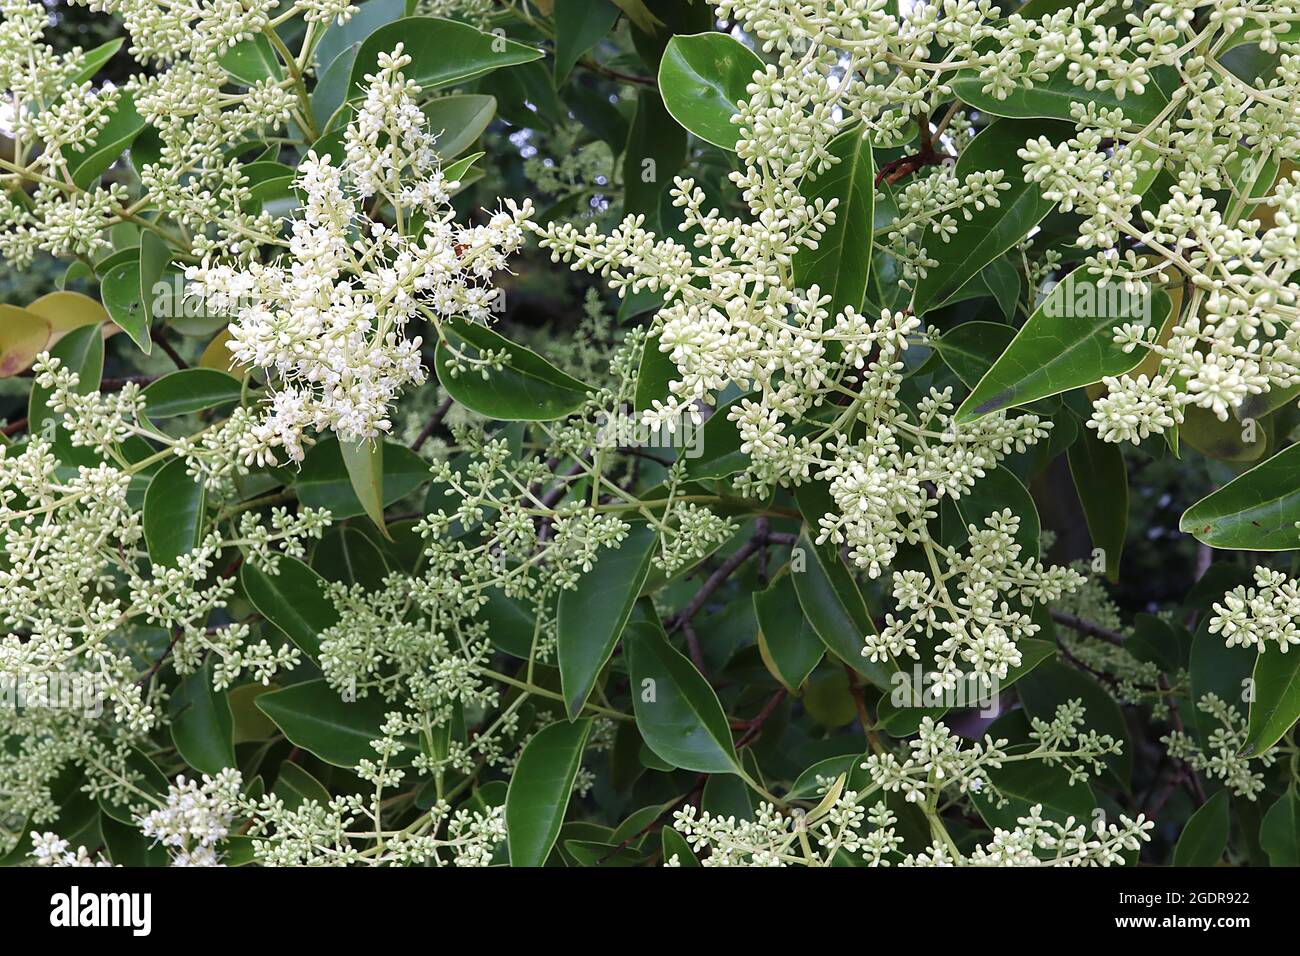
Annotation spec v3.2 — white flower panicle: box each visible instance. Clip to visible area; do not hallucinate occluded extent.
[187,46,533,464]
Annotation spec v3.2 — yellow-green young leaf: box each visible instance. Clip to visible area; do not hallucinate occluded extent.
[505,718,594,866]
[0,305,51,377]
[1067,426,1128,582]
[169,657,236,776]
[792,128,874,323]
[1260,788,1300,867]
[956,270,1172,422]
[1173,789,1230,867]
[347,17,542,102]
[25,290,111,339]
[658,33,762,150]
[1245,649,1300,755]
[558,522,658,718]
[753,571,824,693]
[255,679,416,768]
[240,555,339,661]
[341,438,390,540]
[143,457,206,568]
[624,620,740,775]
[435,317,591,421]
[1179,442,1300,550]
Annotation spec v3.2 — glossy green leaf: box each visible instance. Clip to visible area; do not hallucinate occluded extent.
[141,368,241,419]
[272,761,332,810]
[792,128,874,322]
[294,436,430,520]
[340,438,390,539]
[348,17,542,103]
[558,523,658,718]
[912,119,1066,315]
[505,718,593,866]
[953,466,1040,559]
[951,59,1168,125]
[661,825,699,865]
[169,657,236,776]
[1173,789,1230,867]
[1067,425,1128,581]
[143,457,206,568]
[256,679,415,767]
[622,86,687,230]
[553,0,621,85]
[658,32,762,149]
[63,91,145,189]
[1260,788,1300,867]
[933,321,1015,389]
[753,571,824,692]
[240,554,339,660]
[956,270,1170,422]
[69,38,124,86]
[219,33,285,85]
[435,317,591,420]
[100,260,151,354]
[423,94,496,159]
[624,621,740,774]
[1180,442,1300,550]
[1245,648,1300,755]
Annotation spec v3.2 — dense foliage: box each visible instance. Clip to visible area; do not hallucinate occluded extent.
[1,0,1299,868]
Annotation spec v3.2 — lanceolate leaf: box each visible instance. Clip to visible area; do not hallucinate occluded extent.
[912,119,1067,314]
[657,32,762,149]
[1245,649,1300,755]
[956,271,1170,422]
[505,718,593,866]
[143,457,206,568]
[100,260,152,354]
[348,17,542,102]
[1260,788,1300,867]
[1173,789,1230,867]
[1067,426,1128,582]
[435,318,591,421]
[792,128,875,322]
[951,59,1168,125]
[169,657,236,776]
[753,571,824,692]
[294,436,430,520]
[558,523,658,718]
[1180,442,1300,550]
[256,679,415,767]
[340,438,391,540]
[140,368,241,419]
[624,621,740,775]
[553,0,621,85]
[240,555,339,660]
